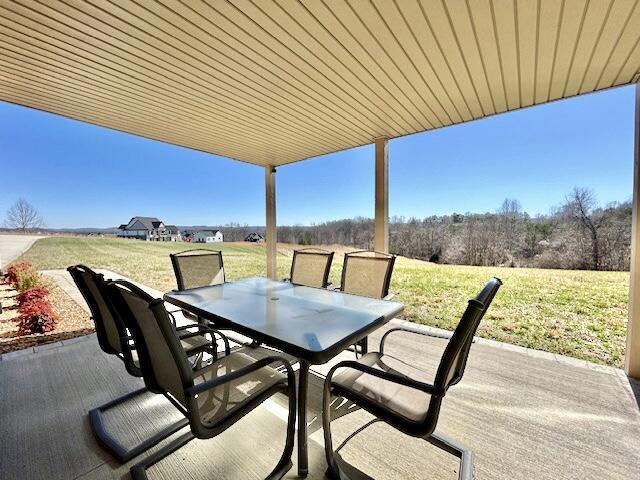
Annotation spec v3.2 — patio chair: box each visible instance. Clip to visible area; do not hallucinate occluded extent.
[337,250,396,356]
[284,247,334,288]
[106,280,297,480]
[322,277,502,480]
[170,248,258,347]
[171,248,225,290]
[67,265,219,462]
[170,248,225,323]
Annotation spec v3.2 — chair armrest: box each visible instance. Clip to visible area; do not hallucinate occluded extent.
[179,326,231,356]
[326,360,442,397]
[175,323,200,331]
[166,310,178,327]
[167,308,202,326]
[380,327,458,354]
[186,355,295,398]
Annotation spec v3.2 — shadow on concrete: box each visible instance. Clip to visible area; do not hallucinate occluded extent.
[628,376,640,410]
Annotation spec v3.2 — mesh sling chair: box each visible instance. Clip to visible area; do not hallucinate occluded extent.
[285,247,334,288]
[170,248,225,323]
[105,280,297,480]
[322,277,502,480]
[171,248,225,290]
[170,248,253,346]
[338,250,397,356]
[67,265,218,462]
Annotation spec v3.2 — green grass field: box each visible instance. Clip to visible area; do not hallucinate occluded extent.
[18,236,629,367]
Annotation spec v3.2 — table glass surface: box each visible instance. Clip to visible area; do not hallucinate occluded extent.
[164,276,404,359]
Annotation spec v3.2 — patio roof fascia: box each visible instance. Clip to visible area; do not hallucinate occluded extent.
[1,0,639,166]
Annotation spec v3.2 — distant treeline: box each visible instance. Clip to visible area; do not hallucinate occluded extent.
[221,187,632,271]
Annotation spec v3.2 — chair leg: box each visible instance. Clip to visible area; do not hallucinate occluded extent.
[130,430,195,480]
[131,383,296,480]
[323,390,378,480]
[425,432,475,480]
[89,387,189,463]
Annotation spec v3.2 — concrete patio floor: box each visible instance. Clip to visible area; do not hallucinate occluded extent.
[1,274,639,479]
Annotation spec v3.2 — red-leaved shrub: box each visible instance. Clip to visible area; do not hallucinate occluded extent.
[16,287,50,305]
[6,262,44,292]
[6,262,32,285]
[18,297,58,335]
[6,263,59,335]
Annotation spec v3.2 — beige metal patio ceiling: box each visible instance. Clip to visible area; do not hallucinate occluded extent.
[0,0,639,166]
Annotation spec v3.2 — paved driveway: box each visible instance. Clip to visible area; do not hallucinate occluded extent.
[0,234,43,268]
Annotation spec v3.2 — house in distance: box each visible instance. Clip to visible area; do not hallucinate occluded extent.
[244,232,264,242]
[118,216,181,242]
[191,230,224,243]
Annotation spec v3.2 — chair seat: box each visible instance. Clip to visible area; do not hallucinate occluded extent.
[331,352,434,423]
[193,351,287,427]
[178,331,211,353]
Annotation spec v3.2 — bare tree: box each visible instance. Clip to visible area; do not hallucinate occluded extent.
[563,187,604,270]
[4,199,43,231]
[497,198,523,261]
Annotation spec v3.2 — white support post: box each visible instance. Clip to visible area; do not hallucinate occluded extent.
[374,137,389,253]
[626,83,640,379]
[265,165,277,279]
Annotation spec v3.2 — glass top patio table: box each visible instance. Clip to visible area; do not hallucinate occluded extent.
[164,276,404,476]
[163,276,404,364]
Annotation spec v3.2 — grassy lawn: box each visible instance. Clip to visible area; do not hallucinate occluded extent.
[18,236,629,367]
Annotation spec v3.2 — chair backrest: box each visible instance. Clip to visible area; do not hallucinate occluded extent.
[170,249,225,290]
[290,248,334,288]
[107,280,192,405]
[340,251,396,299]
[67,265,124,355]
[434,277,503,392]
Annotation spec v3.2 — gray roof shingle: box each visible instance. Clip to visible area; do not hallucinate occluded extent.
[128,216,161,231]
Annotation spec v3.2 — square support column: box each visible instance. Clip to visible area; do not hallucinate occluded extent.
[626,83,640,379]
[374,138,389,253]
[265,165,277,279]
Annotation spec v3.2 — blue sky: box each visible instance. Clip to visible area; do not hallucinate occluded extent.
[0,85,635,229]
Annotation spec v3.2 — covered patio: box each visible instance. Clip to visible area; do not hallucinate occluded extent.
[1,269,638,479]
[1,0,640,478]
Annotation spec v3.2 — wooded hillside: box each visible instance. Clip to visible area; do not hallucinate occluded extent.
[222,187,632,271]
